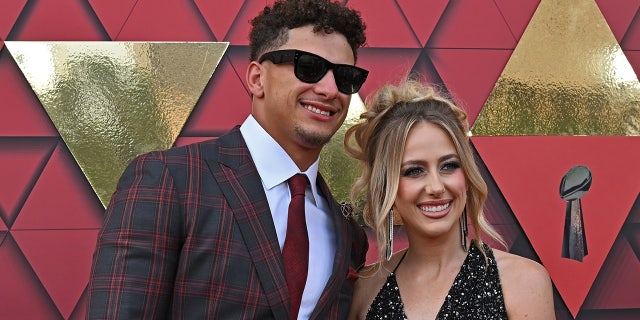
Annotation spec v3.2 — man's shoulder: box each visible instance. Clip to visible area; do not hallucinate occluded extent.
[164,138,218,156]
[126,127,242,169]
[160,126,243,157]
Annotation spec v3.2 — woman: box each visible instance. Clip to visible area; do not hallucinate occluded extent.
[344,78,555,319]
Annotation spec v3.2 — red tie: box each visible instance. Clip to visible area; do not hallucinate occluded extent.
[282,174,309,320]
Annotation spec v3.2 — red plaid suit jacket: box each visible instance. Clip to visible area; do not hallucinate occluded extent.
[86,126,368,319]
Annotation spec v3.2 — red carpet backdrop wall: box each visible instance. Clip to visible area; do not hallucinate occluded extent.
[0,0,639,319]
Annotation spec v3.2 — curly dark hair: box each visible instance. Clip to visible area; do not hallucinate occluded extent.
[249,0,367,62]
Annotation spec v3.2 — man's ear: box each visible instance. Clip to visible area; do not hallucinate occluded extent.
[246,61,265,98]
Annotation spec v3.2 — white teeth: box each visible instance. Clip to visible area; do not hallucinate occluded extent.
[304,105,330,116]
[420,202,450,212]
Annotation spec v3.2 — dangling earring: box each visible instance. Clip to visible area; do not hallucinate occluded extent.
[460,208,468,252]
[386,209,394,261]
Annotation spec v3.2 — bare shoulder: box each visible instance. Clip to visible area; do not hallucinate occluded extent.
[493,249,549,282]
[492,249,556,320]
[348,251,405,320]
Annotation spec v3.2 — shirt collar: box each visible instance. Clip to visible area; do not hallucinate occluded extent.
[240,115,321,202]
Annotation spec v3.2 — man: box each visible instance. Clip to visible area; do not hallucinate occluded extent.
[86,0,369,318]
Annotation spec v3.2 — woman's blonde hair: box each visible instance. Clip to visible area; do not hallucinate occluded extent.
[344,76,504,263]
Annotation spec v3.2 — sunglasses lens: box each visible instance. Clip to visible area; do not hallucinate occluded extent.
[295,54,328,83]
[293,51,368,94]
[334,66,367,94]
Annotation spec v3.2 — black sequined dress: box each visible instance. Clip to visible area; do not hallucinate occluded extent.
[365,241,507,319]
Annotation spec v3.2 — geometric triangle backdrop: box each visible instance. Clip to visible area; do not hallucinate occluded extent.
[1,0,640,319]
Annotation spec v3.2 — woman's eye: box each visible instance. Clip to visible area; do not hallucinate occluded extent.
[441,161,461,172]
[402,167,424,177]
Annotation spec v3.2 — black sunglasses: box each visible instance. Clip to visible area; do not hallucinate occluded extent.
[258,49,369,94]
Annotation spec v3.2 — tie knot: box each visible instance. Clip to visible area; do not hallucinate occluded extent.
[288,174,308,197]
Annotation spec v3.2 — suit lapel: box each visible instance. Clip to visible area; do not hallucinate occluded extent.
[310,175,350,318]
[204,127,289,319]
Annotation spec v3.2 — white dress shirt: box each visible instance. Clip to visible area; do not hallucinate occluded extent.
[240,115,336,319]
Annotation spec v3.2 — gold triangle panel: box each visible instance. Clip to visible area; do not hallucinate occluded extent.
[472,0,640,136]
[6,42,229,207]
[319,94,366,203]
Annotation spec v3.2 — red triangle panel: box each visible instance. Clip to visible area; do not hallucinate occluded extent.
[0,231,6,249]
[0,52,58,136]
[68,287,89,320]
[223,0,267,45]
[397,0,448,47]
[0,138,56,226]
[11,0,105,40]
[628,195,640,224]
[624,50,640,76]
[348,0,420,48]
[476,149,524,251]
[473,136,640,317]
[195,0,245,41]
[411,49,445,87]
[12,144,104,230]
[225,46,251,94]
[182,53,252,135]
[12,229,100,319]
[622,10,640,50]
[428,48,511,125]
[428,0,516,49]
[582,234,640,310]
[595,0,640,43]
[356,48,422,100]
[0,234,61,318]
[0,0,27,41]
[115,0,213,41]
[493,0,541,41]
[88,0,137,40]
